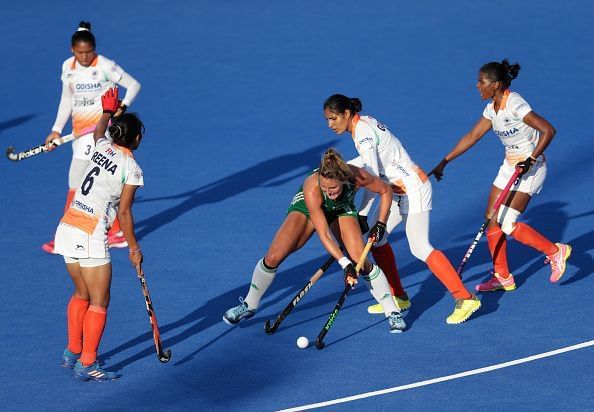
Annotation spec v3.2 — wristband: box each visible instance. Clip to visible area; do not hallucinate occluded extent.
[338,257,351,269]
[130,247,141,255]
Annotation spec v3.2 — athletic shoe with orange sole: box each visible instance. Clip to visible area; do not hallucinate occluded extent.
[546,243,572,283]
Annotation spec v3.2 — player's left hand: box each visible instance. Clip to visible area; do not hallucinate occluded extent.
[101,87,119,115]
[369,221,386,244]
[516,156,537,177]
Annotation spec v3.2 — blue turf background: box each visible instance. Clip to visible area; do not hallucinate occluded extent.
[1,1,593,410]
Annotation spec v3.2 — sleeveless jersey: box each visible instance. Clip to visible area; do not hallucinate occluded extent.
[60,55,125,136]
[351,114,428,194]
[482,90,539,164]
[288,174,357,218]
[60,136,144,237]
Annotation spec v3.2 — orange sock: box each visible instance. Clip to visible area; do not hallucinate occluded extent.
[80,305,107,366]
[511,222,558,256]
[486,227,510,276]
[371,243,405,296]
[109,217,121,236]
[64,189,76,213]
[425,250,472,300]
[66,296,89,354]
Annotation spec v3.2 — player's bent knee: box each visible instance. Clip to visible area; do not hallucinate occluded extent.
[410,244,433,262]
[498,206,521,235]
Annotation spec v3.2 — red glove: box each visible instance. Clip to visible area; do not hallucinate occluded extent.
[101,87,119,115]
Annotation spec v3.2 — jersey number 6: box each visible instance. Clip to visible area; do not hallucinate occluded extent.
[81,166,100,196]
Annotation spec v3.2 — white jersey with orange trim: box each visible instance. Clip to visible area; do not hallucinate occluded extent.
[54,137,143,258]
[482,90,540,164]
[351,114,428,193]
[58,55,125,137]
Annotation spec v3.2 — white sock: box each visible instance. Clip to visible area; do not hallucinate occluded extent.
[363,264,400,316]
[244,258,277,310]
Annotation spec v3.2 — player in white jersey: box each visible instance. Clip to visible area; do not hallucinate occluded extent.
[42,21,141,254]
[429,59,571,292]
[324,95,481,325]
[53,88,144,381]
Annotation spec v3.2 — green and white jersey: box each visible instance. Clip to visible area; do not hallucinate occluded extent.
[287,174,357,220]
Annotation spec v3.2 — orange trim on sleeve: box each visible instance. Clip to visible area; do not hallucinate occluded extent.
[61,208,99,235]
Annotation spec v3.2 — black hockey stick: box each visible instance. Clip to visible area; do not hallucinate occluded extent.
[315,239,374,350]
[6,133,74,162]
[264,256,336,335]
[456,168,521,278]
[138,273,171,363]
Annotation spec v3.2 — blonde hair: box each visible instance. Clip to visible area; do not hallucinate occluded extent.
[318,148,354,183]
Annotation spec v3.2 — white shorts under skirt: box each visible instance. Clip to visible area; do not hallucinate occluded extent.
[63,255,111,267]
[54,223,109,259]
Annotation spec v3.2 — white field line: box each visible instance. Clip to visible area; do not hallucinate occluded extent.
[279,339,594,412]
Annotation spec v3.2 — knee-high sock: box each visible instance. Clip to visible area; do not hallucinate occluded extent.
[67,296,89,354]
[244,258,277,310]
[80,305,107,366]
[371,243,405,297]
[511,222,558,256]
[363,264,400,316]
[425,250,472,300]
[487,227,510,276]
[64,189,76,213]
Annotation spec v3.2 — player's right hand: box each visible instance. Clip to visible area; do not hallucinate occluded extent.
[343,263,358,286]
[129,248,144,276]
[101,87,119,115]
[428,158,449,181]
[45,131,60,151]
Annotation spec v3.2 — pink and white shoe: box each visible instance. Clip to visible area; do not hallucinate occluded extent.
[107,231,128,248]
[545,243,572,283]
[475,271,516,292]
[42,239,56,254]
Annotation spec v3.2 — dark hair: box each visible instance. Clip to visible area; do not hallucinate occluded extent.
[318,148,354,184]
[480,59,521,89]
[71,21,96,48]
[323,94,362,115]
[109,113,144,148]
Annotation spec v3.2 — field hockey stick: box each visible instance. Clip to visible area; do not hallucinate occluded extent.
[264,256,336,335]
[5,133,75,162]
[138,273,172,363]
[456,167,521,277]
[315,239,374,350]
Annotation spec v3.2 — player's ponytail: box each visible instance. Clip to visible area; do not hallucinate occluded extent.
[480,59,521,89]
[71,21,96,48]
[324,94,362,115]
[318,148,354,184]
[109,113,144,149]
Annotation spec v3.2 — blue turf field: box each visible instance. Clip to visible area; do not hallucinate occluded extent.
[1,1,593,410]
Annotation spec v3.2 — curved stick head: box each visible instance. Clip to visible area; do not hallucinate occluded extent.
[315,339,325,350]
[158,349,172,363]
[264,320,274,335]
